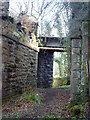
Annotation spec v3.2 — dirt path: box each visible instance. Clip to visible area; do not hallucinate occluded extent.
[3,88,71,118]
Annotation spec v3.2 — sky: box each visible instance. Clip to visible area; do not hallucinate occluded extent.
[9,0,70,37]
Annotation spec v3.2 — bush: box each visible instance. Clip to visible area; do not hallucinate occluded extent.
[53,77,68,88]
[71,105,83,117]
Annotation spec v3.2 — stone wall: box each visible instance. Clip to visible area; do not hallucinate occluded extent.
[70,38,81,101]
[2,34,38,99]
[37,50,54,88]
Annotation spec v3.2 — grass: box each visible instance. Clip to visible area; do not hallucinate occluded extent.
[40,115,61,120]
[59,85,71,89]
[20,93,40,104]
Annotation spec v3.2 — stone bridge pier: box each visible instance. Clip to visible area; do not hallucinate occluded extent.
[37,36,66,88]
[37,49,54,88]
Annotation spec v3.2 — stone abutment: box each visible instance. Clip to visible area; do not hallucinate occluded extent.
[37,49,54,88]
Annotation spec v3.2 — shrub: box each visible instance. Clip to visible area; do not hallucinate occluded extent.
[21,93,40,104]
[53,77,67,88]
[71,105,83,117]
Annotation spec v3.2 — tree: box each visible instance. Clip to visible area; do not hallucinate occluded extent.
[43,21,52,36]
[54,12,63,37]
[9,0,54,36]
[54,52,68,78]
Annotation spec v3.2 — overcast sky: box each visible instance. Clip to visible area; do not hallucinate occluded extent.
[9,0,70,37]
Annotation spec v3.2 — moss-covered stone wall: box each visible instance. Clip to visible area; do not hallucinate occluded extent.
[2,34,38,99]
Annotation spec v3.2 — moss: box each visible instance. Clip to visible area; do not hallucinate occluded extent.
[88,34,90,37]
[38,39,43,47]
[84,102,89,107]
[83,21,88,28]
[68,100,77,108]
[71,105,83,117]
[79,61,89,104]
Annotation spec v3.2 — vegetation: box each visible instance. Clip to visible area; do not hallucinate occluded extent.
[2,1,89,119]
[20,93,40,104]
[59,85,71,89]
[53,52,70,88]
[83,21,88,28]
[70,105,83,117]
[41,115,61,120]
[53,77,68,88]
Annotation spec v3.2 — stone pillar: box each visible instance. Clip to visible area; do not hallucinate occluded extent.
[37,50,54,88]
[88,23,90,99]
[0,0,9,16]
[70,38,81,101]
[82,21,89,98]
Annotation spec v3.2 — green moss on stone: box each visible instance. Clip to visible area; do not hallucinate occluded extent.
[71,105,83,117]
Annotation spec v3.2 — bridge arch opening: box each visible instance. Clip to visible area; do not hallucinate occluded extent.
[53,52,70,88]
[37,47,70,88]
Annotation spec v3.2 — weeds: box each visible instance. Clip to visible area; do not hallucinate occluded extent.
[59,85,71,89]
[20,93,40,104]
[40,115,61,120]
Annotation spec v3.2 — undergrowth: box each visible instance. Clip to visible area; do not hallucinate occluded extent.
[20,93,40,104]
[40,115,61,120]
[59,85,71,89]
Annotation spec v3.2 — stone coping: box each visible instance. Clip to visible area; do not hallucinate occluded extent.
[1,33,39,52]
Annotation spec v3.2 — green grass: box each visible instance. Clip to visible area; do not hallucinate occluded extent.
[40,115,61,120]
[21,93,40,104]
[59,85,71,89]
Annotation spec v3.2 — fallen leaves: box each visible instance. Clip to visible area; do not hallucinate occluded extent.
[3,88,71,118]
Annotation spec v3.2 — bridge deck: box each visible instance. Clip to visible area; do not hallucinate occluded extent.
[39,47,66,52]
[38,36,66,48]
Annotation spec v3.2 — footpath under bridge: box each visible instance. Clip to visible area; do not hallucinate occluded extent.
[37,36,67,88]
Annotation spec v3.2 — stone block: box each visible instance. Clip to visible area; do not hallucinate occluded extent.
[72,48,80,55]
[71,70,80,79]
[71,78,80,94]
[72,39,81,48]
[72,53,80,63]
[72,62,80,70]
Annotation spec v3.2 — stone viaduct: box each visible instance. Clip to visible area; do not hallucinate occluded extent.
[0,0,90,102]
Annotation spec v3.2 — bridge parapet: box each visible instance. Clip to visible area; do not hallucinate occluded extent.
[38,37,66,48]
